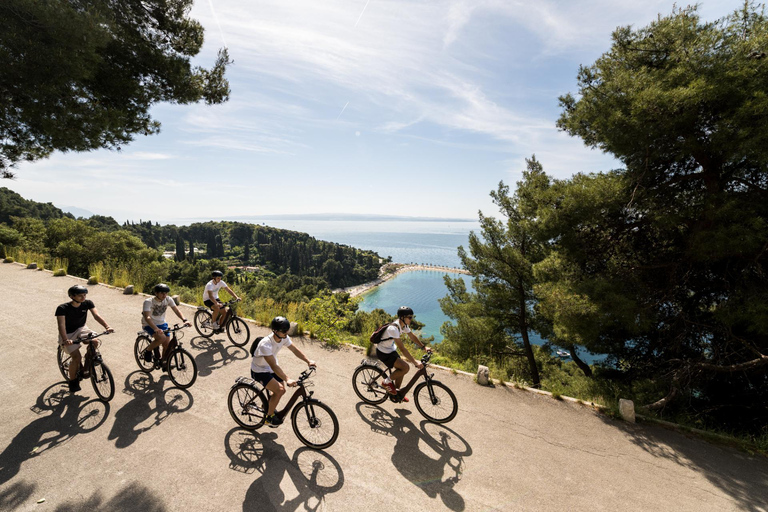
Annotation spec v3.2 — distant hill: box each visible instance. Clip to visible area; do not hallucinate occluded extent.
[198,213,476,223]
[0,187,73,224]
[58,205,95,218]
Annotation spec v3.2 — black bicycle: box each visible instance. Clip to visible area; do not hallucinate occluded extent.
[228,367,339,450]
[352,352,458,423]
[133,324,197,389]
[193,298,250,347]
[56,330,115,402]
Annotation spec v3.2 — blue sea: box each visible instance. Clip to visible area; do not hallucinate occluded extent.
[261,219,596,362]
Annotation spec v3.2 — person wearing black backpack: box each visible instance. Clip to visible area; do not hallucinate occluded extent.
[376,306,431,400]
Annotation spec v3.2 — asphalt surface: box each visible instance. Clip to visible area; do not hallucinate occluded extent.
[1,263,767,512]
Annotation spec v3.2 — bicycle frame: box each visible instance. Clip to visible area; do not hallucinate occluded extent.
[235,370,316,420]
[200,299,240,327]
[367,354,434,401]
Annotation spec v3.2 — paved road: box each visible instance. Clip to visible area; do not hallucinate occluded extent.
[0,263,766,511]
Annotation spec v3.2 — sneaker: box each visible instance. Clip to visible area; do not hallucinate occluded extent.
[211,322,220,330]
[143,350,153,363]
[265,414,283,428]
[68,379,81,393]
[381,379,397,395]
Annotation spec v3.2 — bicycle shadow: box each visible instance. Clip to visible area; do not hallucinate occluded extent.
[356,403,471,511]
[189,335,249,378]
[0,383,110,486]
[223,428,344,511]
[107,371,193,449]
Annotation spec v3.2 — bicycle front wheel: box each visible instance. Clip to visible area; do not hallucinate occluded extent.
[194,310,214,338]
[57,345,71,380]
[228,383,268,429]
[413,380,458,423]
[291,400,339,450]
[90,360,115,401]
[167,348,197,389]
[226,317,250,347]
[352,365,389,405]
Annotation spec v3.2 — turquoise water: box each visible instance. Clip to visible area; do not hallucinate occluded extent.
[259,219,599,362]
[357,269,473,342]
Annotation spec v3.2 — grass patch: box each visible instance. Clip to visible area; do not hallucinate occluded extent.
[53,268,67,276]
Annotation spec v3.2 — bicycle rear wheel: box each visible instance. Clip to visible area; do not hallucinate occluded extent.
[167,348,197,389]
[413,380,458,423]
[194,310,214,338]
[90,360,115,402]
[134,335,154,373]
[291,399,339,450]
[352,365,389,405]
[226,317,250,347]
[228,383,268,429]
[57,345,71,380]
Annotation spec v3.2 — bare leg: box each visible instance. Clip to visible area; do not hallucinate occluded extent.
[390,358,410,389]
[265,378,286,416]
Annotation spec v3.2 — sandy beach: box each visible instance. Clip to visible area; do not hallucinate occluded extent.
[336,263,469,297]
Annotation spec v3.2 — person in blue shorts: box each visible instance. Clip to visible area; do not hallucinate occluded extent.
[250,316,315,427]
[141,283,190,366]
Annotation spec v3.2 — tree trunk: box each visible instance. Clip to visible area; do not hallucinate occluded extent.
[569,345,592,377]
[518,284,541,388]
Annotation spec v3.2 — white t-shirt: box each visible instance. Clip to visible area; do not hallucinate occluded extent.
[251,333,293,373]
[142,296,176,326]
[377,322,410,354]
[203,279,227,302]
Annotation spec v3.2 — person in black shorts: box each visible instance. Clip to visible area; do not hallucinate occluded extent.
[55,284,114,392]
[202,270,240,333]
[376,306,431,400]
[249,316,315,427]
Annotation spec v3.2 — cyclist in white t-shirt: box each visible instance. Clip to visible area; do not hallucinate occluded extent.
[376,306,431,400]
[141,283,191,366]
[203,270,240,333]
[250,316,315,427]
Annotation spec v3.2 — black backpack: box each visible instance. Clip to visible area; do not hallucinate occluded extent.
[370,322,397,344]
[249,336,264,356]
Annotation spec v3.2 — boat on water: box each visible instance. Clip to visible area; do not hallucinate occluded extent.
[556,349,571,359]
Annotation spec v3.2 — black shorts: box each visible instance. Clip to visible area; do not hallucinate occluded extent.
[376,348,400,369]
[251,371,283,387]
[204,299,221,308]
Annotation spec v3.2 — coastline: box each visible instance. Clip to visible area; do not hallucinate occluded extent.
[336,263,469,298]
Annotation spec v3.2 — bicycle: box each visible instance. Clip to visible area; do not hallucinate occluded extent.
[56,330,115,402]
[352,352,458,423]
[228,367,339,450]
[133,324,198,389]
[193,298,250,347]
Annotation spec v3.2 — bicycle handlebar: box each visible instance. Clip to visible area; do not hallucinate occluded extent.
[78,330,113,342]
[165,324,190,333]
[298,366,317,382]
[420,352,433,365]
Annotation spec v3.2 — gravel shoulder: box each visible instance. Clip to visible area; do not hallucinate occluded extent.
[1,263,766,512]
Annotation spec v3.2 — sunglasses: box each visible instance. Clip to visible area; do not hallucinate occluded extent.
[405,315,414,319]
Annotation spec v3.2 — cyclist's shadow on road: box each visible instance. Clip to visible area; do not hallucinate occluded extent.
[107,371,193,448]
[189,335,249,378]
[224,428,344,512]
[0,382,110,486]
[356,403,472,511]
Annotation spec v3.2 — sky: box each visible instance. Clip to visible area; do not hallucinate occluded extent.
[5,0,740,224]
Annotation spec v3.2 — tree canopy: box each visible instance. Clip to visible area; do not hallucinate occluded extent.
[548,2,768,428]
[0,0,231,177]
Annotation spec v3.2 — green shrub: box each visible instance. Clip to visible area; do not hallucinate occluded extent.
[53,268,66,276]
[3,257,13,263]
[87,276,99,285]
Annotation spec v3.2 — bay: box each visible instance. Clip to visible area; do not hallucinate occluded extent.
[258,218,599,363]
